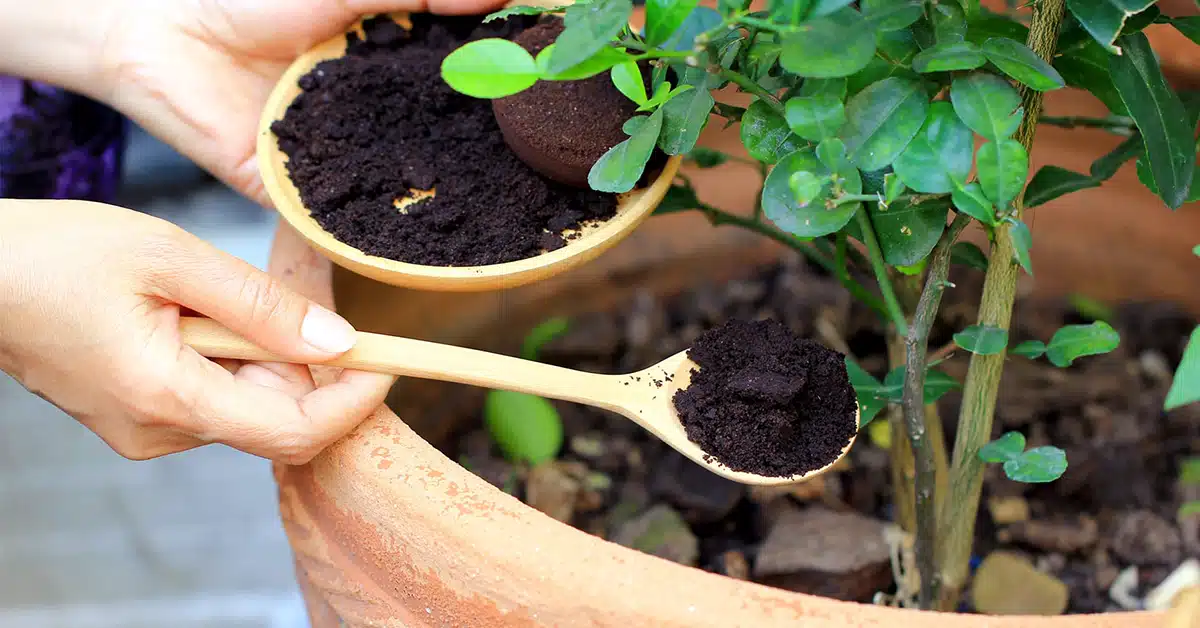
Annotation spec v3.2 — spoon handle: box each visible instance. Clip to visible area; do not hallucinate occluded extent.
[178,316,627,409]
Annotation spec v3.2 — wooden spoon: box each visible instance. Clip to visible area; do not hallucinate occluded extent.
[256,11,682,292]
[180,317,857,486]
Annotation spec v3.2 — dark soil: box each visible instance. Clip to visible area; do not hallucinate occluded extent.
[492,18,639,188]
[673,318,858,477]
[270,14,620,267]
[445,252,1199,613]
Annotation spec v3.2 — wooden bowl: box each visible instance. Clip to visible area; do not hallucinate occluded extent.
[255,13,682,292]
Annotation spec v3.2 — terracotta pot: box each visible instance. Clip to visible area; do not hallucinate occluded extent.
[260,10,1200,626]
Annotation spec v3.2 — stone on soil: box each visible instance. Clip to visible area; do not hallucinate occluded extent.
[612,504,699,566]
[1000,515,1098,554]
[525,462,581,523]
[753,506,891,601]
[1112,510,1183,565]
[988,496,1031,525]
[651,452,744,524]
[971,551,1069,616]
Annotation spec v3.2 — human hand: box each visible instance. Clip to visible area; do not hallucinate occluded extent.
[100,0,508,204]
[0,200,395,463]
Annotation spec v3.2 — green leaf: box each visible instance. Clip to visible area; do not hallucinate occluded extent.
[441,39,540,98]
[809,0,854,17]
[547,0,634,75]
[761,147,862,238]
[1045,321,1121,367]
[659,66,715,155]
[1180,501,1200,518]
[1066,0,1156,53]
[1005,446,1068,483]
[870,197,951,267]
[640,82,692,111]
[845,357,887,427]
[484,3,568,22]
[1024,166,1101,208]
[862,0,922,31]
[484,390,563,465]
[1165,326,1200,410]
[662,5,722,51]
[951,72,1023,140]
[1194,244,1200,258]
[1136,153,1200,205]
[881,367,962,404]
[1011,340,1047,359]
[685,148,728,168]
[951,181,997,225]
[816,137,851,171]
[1174,16,1200,45]
[951,241,989,271]
[1053,41,1130,116]
[911,41,987,73]
[979,431,1025,463]
[976,139,1029,208]
[520,317,571,360]
[1110,32,1196,209]
[785,93,846,141]
[768,0,813,26]
[588,108,665,193]
[876,27,921,65]
[839,77,929,172]
[741,100,804,164]
[894,102,974,194]
[1069,294,1115,323]
[884,173,905,203]
[645,0,701,46]
[790,171,824,205]
[965,11,1029,46]
[981,37,1066,92]
[954,323,1009,355]
[611,62,648,105]
[1009,218,1033,276]
[1181,456,1200,485]
[780,8,877,78]
[535,44,630,81]
[1090,134,1143,180]
[930,1,968,43]
[653,183,700,215]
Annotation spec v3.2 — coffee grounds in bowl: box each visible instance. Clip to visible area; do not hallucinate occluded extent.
[270,14,619,267]
[672,318,858,477]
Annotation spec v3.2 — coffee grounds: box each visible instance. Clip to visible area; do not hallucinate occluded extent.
[672,318,859,477]
[269,14,618,267]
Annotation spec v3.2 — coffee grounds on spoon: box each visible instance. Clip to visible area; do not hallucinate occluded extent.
[672,318,859,477]
[270,14,618,267]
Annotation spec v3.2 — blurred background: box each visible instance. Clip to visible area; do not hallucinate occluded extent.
[1,81,309,627]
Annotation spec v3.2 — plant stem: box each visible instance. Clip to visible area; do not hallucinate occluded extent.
[854,208,909,336]
[1039,115,1135,134]
[635,50,695,62]
[936,0,1067,610]
[901,214,970,609]
[716,68,785,115]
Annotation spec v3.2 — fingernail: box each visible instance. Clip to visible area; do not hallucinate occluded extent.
[301,305,357,354]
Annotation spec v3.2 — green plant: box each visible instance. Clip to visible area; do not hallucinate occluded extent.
[483,317,570,465]
[443,0,1200,610]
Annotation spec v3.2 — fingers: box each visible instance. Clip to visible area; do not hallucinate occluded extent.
[346,0,512,16]
[144,230,358,363]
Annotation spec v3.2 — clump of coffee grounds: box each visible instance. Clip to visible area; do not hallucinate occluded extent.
[269,14,618,267]
[672,318,859,477]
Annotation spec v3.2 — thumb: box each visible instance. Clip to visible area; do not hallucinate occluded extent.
[145,229,357,362]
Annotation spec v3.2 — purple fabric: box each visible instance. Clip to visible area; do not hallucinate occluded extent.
[0,75,128,202]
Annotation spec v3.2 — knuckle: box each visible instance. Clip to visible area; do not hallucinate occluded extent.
[237,275,295,325]
[273,429,323,465]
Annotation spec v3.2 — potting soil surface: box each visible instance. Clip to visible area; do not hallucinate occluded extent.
[270,14,618,267]
[672,318,858,477]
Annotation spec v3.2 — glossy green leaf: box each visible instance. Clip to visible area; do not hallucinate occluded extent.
[881,367,962,404]
[799,77,847,99]
[1136,153,1200,205]
[976,139,1029,208]
[845,357,887,427]
[951,72,1023,140]
[547,0,634,75]
[611,62,648,105]
[951,241,989,271]
[659,66,716,155]
[441,39,540,98]
[809,0,854,17]
[685,148,728,168]
[1045,321,1121,367]
[930,1,968,43]
[862,0,922,31]
[645,0,701,46]
[535,44,630,81]
[1053,41,1130,115]
[1011,340,1047,359]
[640,82,692,111]
[484,3,568,22]
[884,173,905,203]
[485,390,564,465]
[662,5,722,51]
[1091,135,1144,181]
[769,0,813,26]
[1174,16,1200,45]
[816,137,851,171]
[951,181,997,225]
[979,431,1025,463]
[653,183,701,215]
[1066,0,1156,53]
[912,41,987,73]
[520,317,570,360]
[780,8,877,78]
[876,27,921,65]
[1005,446,1068,483]
[790,171,824,206]
[982,37,1066,92]
[893,102,974,194]
[1110,32,1196,209]
[1024,166,1101,208]
[761,147,862,238]
[870,197,951,267]
[1009,218,1033,276]
[965,11,1029,46]
[741,100,805,164]
[785,93,846,141]
[840,77,929,171]
[588,108,664,193]
[954,323,1009,355]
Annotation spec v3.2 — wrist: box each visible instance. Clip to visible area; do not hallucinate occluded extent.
[0,0,124,101]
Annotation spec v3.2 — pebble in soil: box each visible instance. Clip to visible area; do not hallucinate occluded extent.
[270,14,621,267]
[445,253,1199,611]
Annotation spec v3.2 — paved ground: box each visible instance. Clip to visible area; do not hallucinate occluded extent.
[0,127,310,627]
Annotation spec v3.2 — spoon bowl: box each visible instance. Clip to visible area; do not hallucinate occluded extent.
[180,317,856,486]
[256,12,682,292]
